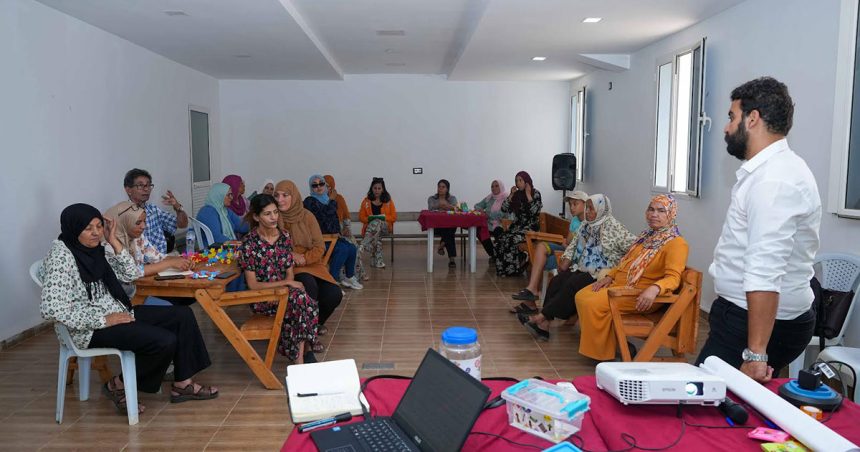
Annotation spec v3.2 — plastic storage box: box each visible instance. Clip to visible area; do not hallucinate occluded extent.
[501,379,590,443]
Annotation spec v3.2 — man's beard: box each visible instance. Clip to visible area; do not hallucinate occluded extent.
[724,120,748,160]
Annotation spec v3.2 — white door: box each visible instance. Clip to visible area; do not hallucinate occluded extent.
[189,108,211,217]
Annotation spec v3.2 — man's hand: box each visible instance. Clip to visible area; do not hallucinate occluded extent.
[162,190,182,210]
[740,361,773,383]
[105,312,134,327]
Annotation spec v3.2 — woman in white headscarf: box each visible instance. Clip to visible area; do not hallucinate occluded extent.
[473,179,512,258]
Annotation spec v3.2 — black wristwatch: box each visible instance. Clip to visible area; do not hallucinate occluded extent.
[742,348,768,362]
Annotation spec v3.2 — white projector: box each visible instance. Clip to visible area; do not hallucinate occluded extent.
[596,362,726,406]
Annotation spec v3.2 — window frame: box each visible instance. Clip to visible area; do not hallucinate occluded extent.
[651,38,708,198]
[829,0,860,218]
[570,86,587,182]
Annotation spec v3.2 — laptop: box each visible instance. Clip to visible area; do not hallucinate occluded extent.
[311,348,492,452]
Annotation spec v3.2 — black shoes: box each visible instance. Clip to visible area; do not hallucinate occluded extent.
[524,322,550,341]
[512,288,538,301]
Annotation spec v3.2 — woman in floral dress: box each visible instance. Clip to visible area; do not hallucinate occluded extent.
[494,171,543,276]
[238,194,320,364]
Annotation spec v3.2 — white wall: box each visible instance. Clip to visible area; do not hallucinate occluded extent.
[572,0,860,310]
[0,0,220,342]
[219,76,571,233]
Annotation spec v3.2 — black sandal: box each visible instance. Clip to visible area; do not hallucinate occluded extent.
[511,288,538,302]
[508,302,538,315]
[524,322,550,341]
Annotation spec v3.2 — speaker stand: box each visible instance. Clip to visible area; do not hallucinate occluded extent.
[560,189,567,218]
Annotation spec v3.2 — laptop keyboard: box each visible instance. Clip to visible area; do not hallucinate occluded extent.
[349,419,413,451]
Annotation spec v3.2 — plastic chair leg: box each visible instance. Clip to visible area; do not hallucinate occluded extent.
[119,351,139,425]
[77,356,91,401]
[56,346,70,424]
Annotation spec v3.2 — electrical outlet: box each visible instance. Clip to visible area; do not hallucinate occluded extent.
[413,168,423,174]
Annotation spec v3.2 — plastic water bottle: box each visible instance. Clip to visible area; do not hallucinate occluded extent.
[186,228,196,252]
[439,327,482,380]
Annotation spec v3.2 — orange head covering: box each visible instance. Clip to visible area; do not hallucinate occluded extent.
[622,194,681,286]
[324,175,350,222]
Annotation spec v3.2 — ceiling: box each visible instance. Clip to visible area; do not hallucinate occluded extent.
[36,0,746,81]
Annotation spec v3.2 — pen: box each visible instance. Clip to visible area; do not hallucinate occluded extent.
[298,412,353,433]
[297,391,345,397]
[725,416,735,427]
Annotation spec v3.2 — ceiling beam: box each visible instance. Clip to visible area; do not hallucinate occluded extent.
[576,53,631,72]
[278,0,344,80]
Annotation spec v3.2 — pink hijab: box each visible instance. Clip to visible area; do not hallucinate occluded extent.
[222,174,247,216]
[489,179,507,212]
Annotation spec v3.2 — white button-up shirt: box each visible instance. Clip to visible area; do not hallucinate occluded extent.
[710,138,821,320]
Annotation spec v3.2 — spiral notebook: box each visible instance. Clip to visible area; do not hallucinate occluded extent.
[285,359,368,423]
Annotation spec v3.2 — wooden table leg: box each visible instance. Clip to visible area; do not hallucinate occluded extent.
[195,289,283,390]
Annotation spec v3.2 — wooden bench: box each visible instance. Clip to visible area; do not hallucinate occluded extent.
[351,211,459,263]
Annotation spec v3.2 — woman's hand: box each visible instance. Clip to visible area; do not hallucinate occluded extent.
[293,253,307,266]
[591,276,613,291]
[636,285,660,311]
[166,256,193,271]
[558,258,571,272]
[509,186,518,197]
[105,312,134,327]
[286,280,304,290]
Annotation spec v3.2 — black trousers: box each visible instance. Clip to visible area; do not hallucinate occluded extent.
[294,272,343,325]
[88,305,211,393]
[542,271,595,320]
[435,228,457,258]
[481,238,495,258]
[694,297,815,374]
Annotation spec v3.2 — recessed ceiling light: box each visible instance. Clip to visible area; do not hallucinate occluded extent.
[376,30,406,36]
[384,48,398,54]
[234,54,252,59]
[582,17,602,23]
[163,10,188,17]
[532,56,547,61]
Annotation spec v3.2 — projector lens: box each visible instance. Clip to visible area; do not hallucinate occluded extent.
[685,382,704,396]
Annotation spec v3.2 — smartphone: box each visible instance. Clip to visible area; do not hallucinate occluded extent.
[215,271,236,279]
[154,274,185,281]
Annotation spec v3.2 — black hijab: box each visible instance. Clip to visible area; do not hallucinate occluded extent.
[58,203,130,307]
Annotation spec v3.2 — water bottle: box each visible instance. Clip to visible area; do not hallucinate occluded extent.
[186,228,196,252]
[439,326,482,380]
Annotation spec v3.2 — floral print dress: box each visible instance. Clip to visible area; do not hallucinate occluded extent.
[494,190,543,276]
[238,229,319,361]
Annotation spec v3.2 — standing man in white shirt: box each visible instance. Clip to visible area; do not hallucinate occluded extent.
[695,77,821,383]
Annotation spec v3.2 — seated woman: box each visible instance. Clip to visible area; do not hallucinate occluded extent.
[511,191,589,308]
[103,201,195,305]
[519,194,636,340]
[575,194,688,360]
[325,174,367,281]
[40,204,217,414]
[473,179,511,258]
[239,194,320,363]
[427,179,458,268]
[494,171,542,276]
[303,174,362,289]
[222,174,249,217]
[358,177,397,269]
[196,182,249,247]
[248,179,275,202]
[275,180,343,341]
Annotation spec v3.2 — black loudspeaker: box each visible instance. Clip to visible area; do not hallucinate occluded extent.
[552,153,577,191]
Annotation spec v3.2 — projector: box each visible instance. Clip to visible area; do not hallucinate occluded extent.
[596,362,726,406]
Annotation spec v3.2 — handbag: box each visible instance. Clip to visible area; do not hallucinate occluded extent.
[811,277,855,351]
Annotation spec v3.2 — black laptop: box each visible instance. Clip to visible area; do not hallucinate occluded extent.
[311,348,491,452]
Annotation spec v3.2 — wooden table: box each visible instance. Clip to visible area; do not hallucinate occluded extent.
[132,263,288,390]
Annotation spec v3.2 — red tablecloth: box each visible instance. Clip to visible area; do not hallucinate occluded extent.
[417,210,490,242]
[282,378,607,451]
[572,375,860,451]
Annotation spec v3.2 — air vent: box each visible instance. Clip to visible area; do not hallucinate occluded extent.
[618,380,648,402]
[376,30,406,36]
[163,10,188,17]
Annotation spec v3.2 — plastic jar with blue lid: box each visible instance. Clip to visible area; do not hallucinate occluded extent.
[439,326,482,380]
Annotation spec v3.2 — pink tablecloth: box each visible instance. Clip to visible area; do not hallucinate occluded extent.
[417,210,490,242]
[572,375,860,451]
[282,378,607,451]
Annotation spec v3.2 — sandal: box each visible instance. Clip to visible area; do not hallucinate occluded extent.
[524,322,550,341]
[511,288,538,302]
[170,382,219,403]
[508,302,538,315]
[318,325,329,336]
[102,377,144,414]
[312,341,325,353]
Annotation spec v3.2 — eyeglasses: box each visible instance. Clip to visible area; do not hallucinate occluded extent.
[118,203,142,216]
[311,183,326,188]
[131,183,155,190]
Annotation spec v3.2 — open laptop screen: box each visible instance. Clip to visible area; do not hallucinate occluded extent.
[392,349,491,452]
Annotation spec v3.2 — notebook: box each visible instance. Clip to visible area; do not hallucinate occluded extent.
[156,270,194,277]
[286,359,368,423]
[311,349,492,452]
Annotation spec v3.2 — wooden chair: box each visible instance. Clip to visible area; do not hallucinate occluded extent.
[607,267,702,362]
[227,287,292,370]
[321,234,338,265]
[522,213,571,299]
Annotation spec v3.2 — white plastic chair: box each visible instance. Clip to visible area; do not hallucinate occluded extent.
[188,216,215,250]
[816,346,860,403]
[788,253,860,378]
[31,259,139,425]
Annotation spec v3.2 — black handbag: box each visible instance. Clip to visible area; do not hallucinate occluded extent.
[811,277,855,351]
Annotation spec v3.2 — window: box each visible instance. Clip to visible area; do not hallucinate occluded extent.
[831,0,860,218]
[652,39,707,197]
[570,87,587,181]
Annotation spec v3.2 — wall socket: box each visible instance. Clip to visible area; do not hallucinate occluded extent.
[413,168,423,174]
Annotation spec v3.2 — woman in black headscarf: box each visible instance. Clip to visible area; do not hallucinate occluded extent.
[39,204,218,414]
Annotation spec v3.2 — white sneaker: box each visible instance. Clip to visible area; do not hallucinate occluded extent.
[341,276,364,290]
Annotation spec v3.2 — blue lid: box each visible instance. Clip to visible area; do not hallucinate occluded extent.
[542,442,582,452]
[441,326,478,344]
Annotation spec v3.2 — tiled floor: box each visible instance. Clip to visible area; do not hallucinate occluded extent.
[0,242,709,451]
